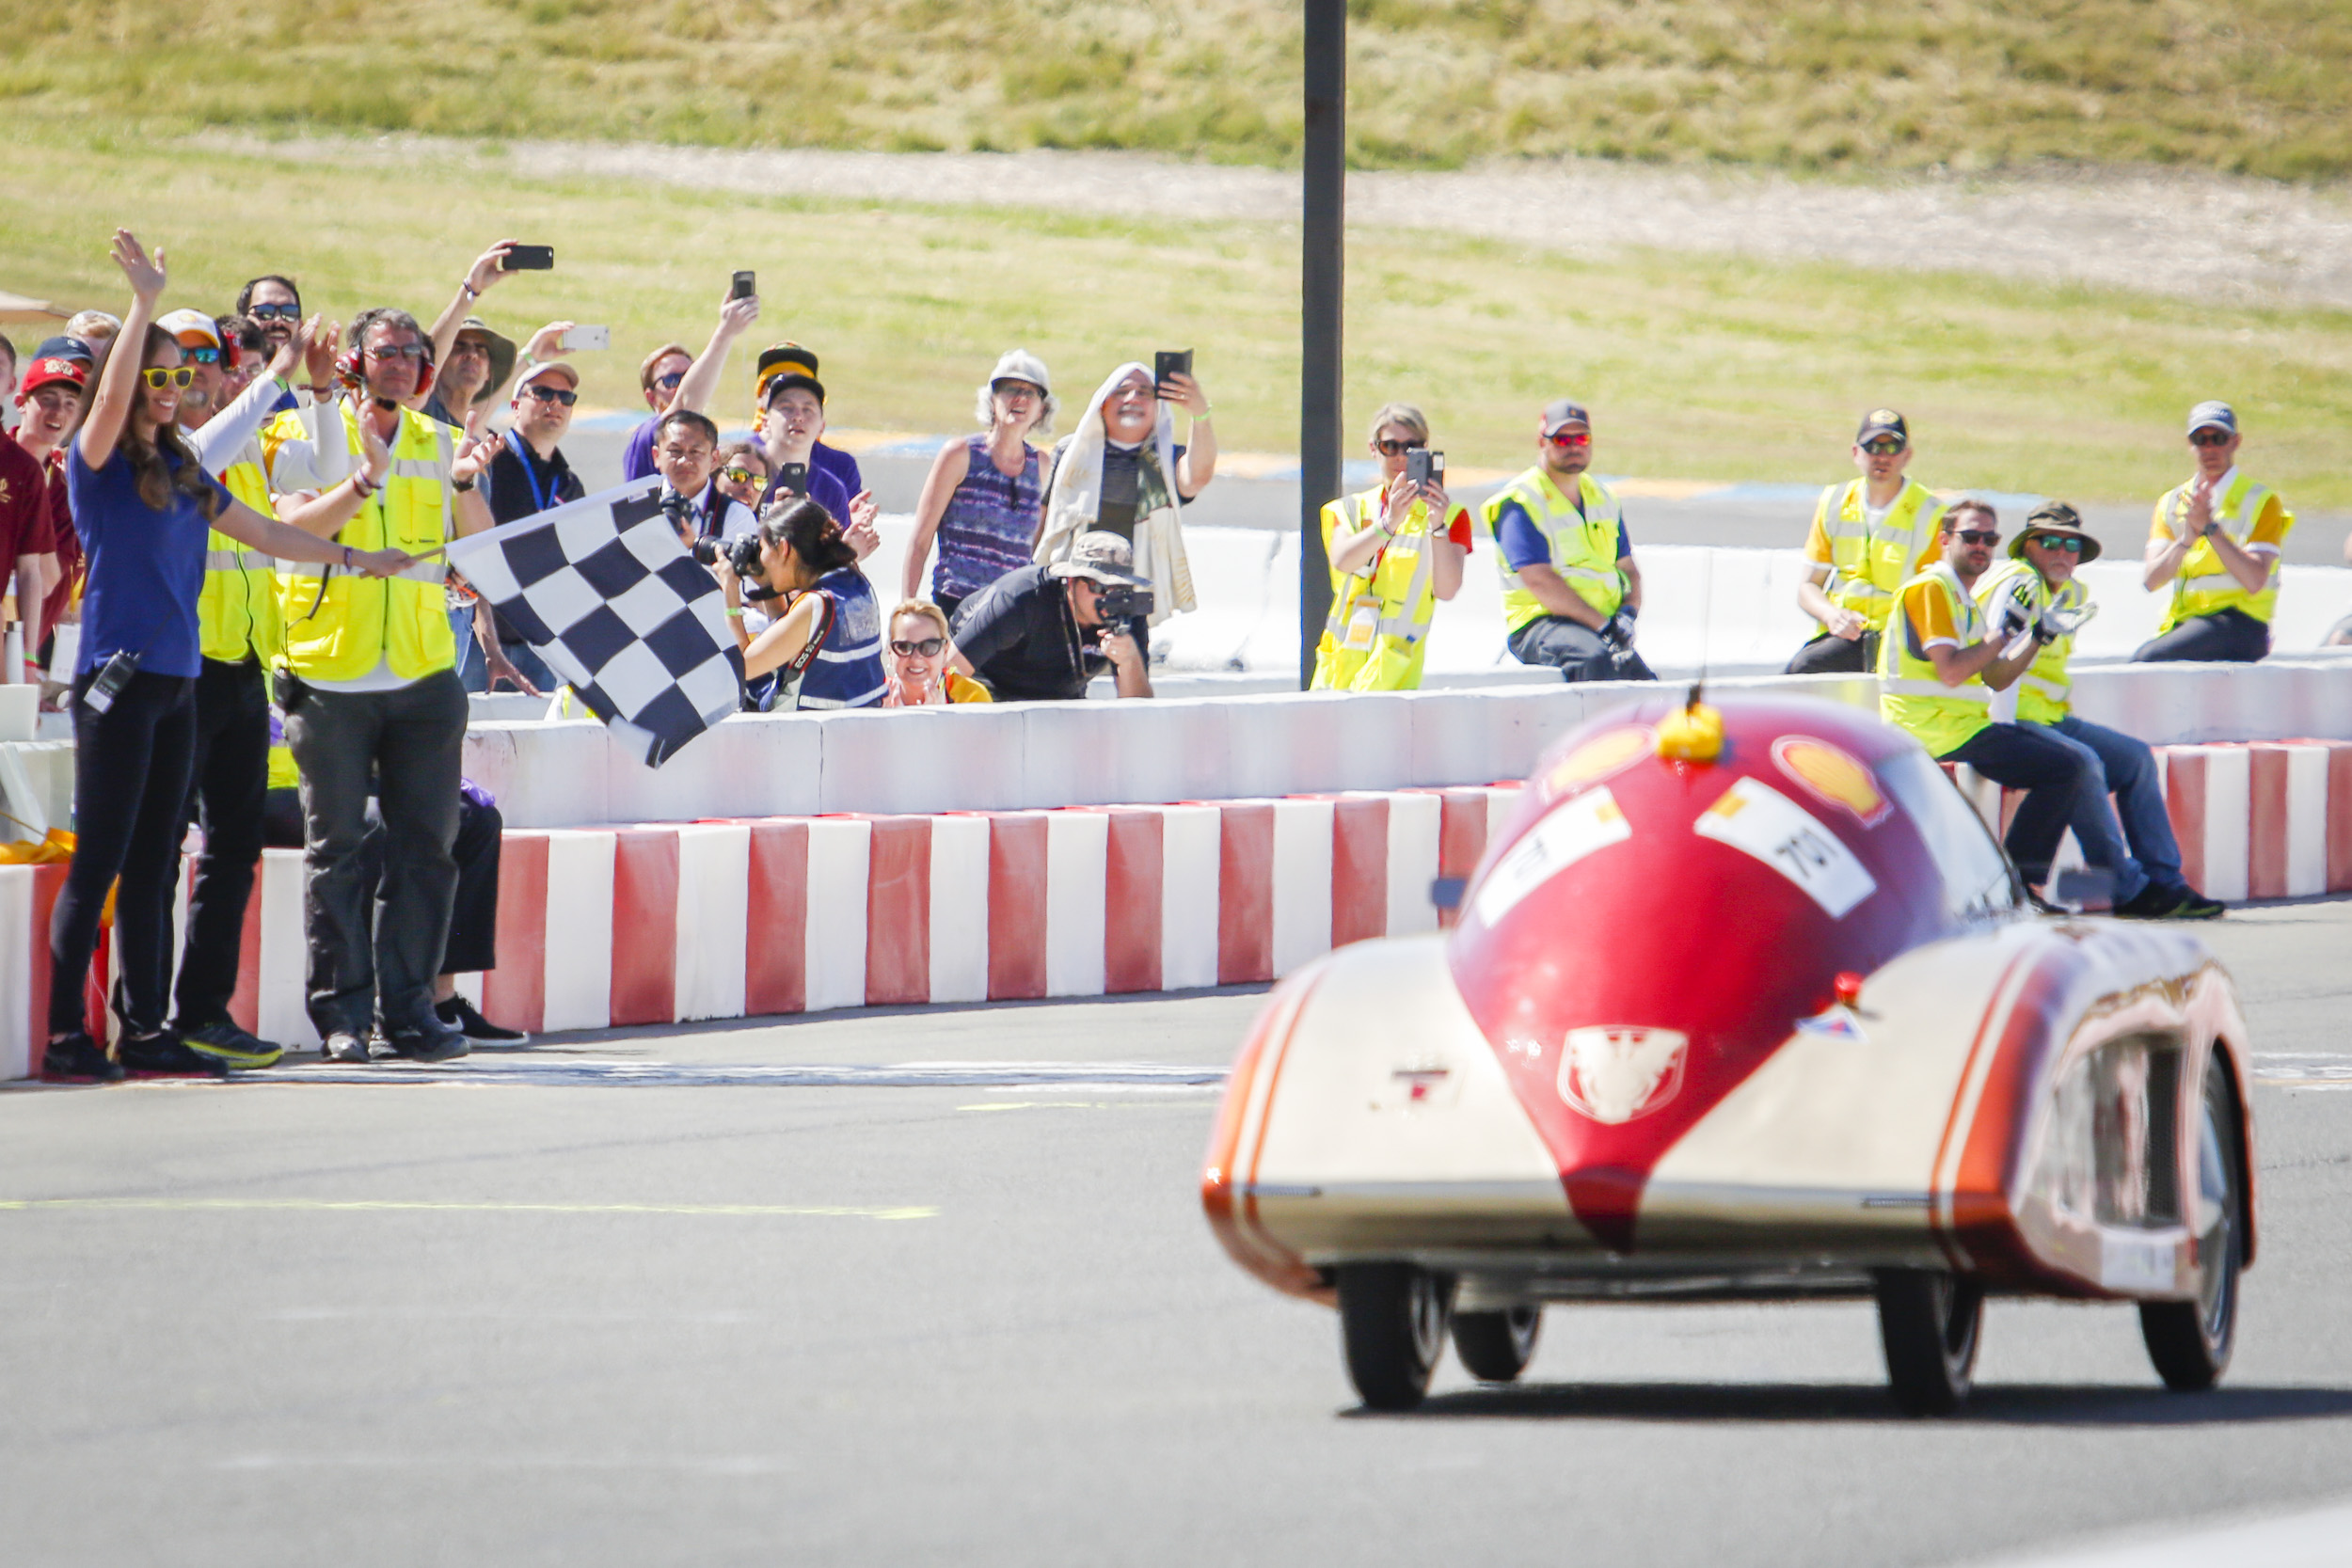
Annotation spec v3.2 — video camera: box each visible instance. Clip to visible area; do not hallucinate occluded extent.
[1092,583,1154,626]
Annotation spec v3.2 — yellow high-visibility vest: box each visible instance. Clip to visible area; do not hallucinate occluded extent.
[1877,562,1994,757]
[1975,559,2087,725]
[1812,477,1945,632]
[197,448,284,664]
[270,404,456,682]
[1480,467,1626,635]
[2154,471,2290,631]
[1311,484,1447,691]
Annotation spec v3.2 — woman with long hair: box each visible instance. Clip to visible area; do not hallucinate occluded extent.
[713,497,884,712]
[43,231,410,1081]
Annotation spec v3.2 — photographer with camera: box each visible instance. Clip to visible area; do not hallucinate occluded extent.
[709,497,884,711]
[950,531,1153,702]
[651,409,754,547]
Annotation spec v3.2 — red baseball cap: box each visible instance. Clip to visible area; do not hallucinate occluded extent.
[18,355,87,397]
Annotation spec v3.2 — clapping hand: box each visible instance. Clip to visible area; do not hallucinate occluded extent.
[268,314,324,385]
[846,491,882,561]
[356,414,395,487]
[452,431,499,487]
[305,319,345,393]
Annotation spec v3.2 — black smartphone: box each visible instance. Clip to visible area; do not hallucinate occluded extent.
[501,245,556,271]
[731,270,756,300]
[776,462,809,496]
[1153,349,1192,397]
[1405,449,1444,486]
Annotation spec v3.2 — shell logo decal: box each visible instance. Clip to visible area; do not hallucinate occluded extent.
[1545,726,1655,797]
[1556,1026,1688,1124]
[1772,736,1891,827]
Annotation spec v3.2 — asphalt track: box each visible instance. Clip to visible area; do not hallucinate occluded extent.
[5,897,2351,1567]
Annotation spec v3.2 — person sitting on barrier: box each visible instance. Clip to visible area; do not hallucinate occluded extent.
[652,409,755,548]
[882,600,993,706]
[1877,499,2106,912]
[619,287,762,483]
[2137,402,2294,664]
[259,721,527,1047]
[952,530,1152,702]
[713,441,770,517]
[1482,398,1654,684]
[1311,402,1470,692]
[1787,408,1947,675]
[712,497,885,711]
[1976,502,2224,920]
[1031,363,1215,626]
[901,350,1056,620]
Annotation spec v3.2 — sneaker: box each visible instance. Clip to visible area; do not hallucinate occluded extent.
[2111,883,2179,920]
[382,1015,469,1063]
[40,1032,124,1083]
[2025,890,2067,916]
[321,1030,372,1064]
[437,995,529,1046]
[180,1020,285,1070]
[2166,888,2227,921]
[117,1031,230,1079]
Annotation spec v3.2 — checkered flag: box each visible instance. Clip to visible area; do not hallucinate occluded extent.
[445,480,744,768]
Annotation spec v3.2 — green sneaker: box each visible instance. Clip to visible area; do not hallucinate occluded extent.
[180,1020,285,1070]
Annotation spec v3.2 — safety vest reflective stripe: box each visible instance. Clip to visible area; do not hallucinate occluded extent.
[273,407,458,681]
[2020,673,2071,699]
[1819,479,1944,626]
[1481,467,1626,635]
[2160,472,2286,630]
[1320,495,1437,645]
[279,555,449,585]
[1879,678,1991,702]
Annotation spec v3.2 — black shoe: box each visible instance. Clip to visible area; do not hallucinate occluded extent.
[117,1031,230,1079]
[2026,890,2066,916]
[2166,887,2227,921]
[2111,883,2179,920]
[382,1015,469,1063]
[41,1032,124,1083]
[437,995,529,1046]
[179,1019,285,1069]
[321,1029,371,1064]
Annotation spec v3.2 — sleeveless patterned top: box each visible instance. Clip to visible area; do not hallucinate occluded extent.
[932,435,1045,599]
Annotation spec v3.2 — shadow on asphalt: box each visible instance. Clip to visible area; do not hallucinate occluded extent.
[1359,1382,2352,1426]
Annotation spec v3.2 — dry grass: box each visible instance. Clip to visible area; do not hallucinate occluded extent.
[7,131,2350,506]
[5,0,2350,179]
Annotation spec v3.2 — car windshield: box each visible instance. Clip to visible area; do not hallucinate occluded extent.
[1876,747,2020,924]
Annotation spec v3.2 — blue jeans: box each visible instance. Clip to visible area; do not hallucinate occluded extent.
[2046,715,2185,897]
[452,607,485,693]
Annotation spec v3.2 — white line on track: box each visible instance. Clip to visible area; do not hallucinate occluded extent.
[1958,1496,2352,1567]
[231,1060,1232,1089]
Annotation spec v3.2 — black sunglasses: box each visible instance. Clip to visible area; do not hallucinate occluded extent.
[890,637,947,657]
[1955,528,2001,546]
[1375,438,1415,455]
[247,302,301,321]
[2189,429,2233,448]
[1860,436,1907,455]
[524,384,579,406]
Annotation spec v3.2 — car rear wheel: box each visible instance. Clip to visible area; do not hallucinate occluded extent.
[1875,1269,1984,1415]
[2141,1054,2244,1391]
[1338,1263,1454,1411]
[1451,1306,1542,1383]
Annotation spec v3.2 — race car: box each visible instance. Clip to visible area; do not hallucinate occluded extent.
[1201,693,2253,1414]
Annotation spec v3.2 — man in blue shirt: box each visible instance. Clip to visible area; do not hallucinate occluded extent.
[1481,399,1655,683]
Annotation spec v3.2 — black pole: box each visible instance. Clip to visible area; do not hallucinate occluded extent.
[1299,0,1344,689]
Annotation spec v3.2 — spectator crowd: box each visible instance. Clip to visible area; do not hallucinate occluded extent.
[0,227,2310,1080]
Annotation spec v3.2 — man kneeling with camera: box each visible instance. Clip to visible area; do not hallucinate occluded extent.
[949,531,1153,701]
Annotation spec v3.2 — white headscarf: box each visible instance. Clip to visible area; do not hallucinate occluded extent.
[1032,363,1196,623]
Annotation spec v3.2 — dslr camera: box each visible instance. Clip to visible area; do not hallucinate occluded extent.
[691,532,766,580]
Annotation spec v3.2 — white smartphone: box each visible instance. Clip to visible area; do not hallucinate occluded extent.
[563,325,611,352]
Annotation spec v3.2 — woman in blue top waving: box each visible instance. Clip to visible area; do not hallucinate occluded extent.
[43,231,411,1082]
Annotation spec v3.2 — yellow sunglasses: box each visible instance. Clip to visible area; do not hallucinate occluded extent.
[141,367,199,389]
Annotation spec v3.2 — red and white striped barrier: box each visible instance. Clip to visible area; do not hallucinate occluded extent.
[8,737,2349,1079]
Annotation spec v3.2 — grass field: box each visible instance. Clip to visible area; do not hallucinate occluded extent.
[5,1,2350,181]
[8,132,2350,507]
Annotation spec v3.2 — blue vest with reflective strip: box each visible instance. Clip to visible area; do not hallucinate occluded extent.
[796,567,887,709]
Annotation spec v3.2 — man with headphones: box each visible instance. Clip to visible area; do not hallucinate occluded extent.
[262,308,501,1064]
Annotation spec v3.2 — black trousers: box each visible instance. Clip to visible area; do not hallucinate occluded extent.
[172,657,271,1029]
[282,670,468,1036]
[1507,616,1658,683]
[262,787,501,976]
[1785,630,1879,675]
[48,671,197,1037]
[2132,607,2270,663]
[1940,721,2096,884]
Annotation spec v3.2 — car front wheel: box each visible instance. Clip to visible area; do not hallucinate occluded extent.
[1876,1268,1984,1415]
[1338,1263,1454,1411]
[1452,1306,1542,1383]
[2141,1053,2245,1391]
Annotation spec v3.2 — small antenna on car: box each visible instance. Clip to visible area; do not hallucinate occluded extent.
[1689,561,1713,713]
